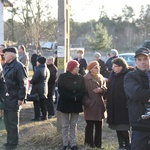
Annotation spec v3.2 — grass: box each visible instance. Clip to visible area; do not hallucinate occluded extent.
[0,102,118,150]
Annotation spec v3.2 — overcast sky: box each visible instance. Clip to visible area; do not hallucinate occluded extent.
[4,0,150,22]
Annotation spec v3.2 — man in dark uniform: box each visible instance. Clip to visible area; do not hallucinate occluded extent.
[2,47,27,149]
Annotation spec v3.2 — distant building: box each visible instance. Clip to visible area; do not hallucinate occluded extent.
[0,0,13,44]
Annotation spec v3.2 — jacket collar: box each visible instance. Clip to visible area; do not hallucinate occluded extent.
[136,67,147,77]
[3,59,17,76]
[85,72,101,85]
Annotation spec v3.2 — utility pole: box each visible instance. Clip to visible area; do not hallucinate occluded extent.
[57,0,70,72]
[57,0,70,131]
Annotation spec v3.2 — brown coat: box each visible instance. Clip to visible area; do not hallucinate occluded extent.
[83,72,107,121]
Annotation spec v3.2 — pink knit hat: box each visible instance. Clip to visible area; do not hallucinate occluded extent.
[67,60,79,72]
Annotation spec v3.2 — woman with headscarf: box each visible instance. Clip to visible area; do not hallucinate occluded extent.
[107,57,133,150]
[57,60,85,150]
[83,61,107,148]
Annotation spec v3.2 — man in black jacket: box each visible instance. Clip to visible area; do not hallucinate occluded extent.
[46,56,58,118]
[2,47,27,149]
[124,47,150,150]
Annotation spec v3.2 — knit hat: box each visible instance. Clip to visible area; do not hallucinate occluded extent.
[94,52,101,58]
[37,56,46,64]
[87,61,99,71]
[67,60,79,72]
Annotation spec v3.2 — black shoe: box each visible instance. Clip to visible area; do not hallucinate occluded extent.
[48,115,55,119]
[62,146,68,150]
[41,117,47,121]
[3,143,18,150]
[31,118,41,121]
[71,146,78,150]
[3,143,9,147]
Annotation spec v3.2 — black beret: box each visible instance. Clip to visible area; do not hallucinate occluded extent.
[37,56,46,64]
[3,47,18,54]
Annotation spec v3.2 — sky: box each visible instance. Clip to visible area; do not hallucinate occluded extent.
[3,0,150,22]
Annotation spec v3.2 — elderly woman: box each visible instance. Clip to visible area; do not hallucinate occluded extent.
[83,61,107,148]
[107,57,133,150]
[30,56,50,121]
[57,60,85,150]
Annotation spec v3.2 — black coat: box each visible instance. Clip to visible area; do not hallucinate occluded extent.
[74,57,87,75]
[47,64,58,85]
[31,53,38,68]
[107,69,131,125]
[98,59,106,77]
[3,59,27,110]
[0,71,7,104]
[30,64,50,99]
[57,71,85,113]
[105,56,118,71]
[124,68,150,130]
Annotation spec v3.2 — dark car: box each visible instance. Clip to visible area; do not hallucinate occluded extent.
[142,40,150,49]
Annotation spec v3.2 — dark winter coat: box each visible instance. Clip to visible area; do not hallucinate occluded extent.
[0,70,7,108]
[74,57,88,75]
[98,59,106,77]
[124,68,150,131]
[107,68,132,125]
[31,53,38,69]
[83,72,107,121]
[105,56,118,71]
[3,59,27,110]
[47,64,58,85]
[57,71,85,113]
[30,64,50,99]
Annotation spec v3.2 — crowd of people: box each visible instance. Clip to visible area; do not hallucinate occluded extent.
[0,45,150,150]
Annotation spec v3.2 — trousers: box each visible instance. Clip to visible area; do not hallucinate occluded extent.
[85,120,102,148]
[33,98,47,119]
[131,130,150,150]
[61,113,79,147]
[4,110,19,145]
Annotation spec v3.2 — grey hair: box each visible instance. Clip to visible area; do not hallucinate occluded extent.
[10,52,18,59]
[47,56,55,62]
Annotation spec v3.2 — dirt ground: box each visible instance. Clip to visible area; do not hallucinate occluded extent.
[0,102,118,150]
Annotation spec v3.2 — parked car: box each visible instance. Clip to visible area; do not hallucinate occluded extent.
[119,53,135,67]
[142,40,150,49]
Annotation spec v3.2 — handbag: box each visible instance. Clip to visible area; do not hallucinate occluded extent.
[26,93,39,101]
